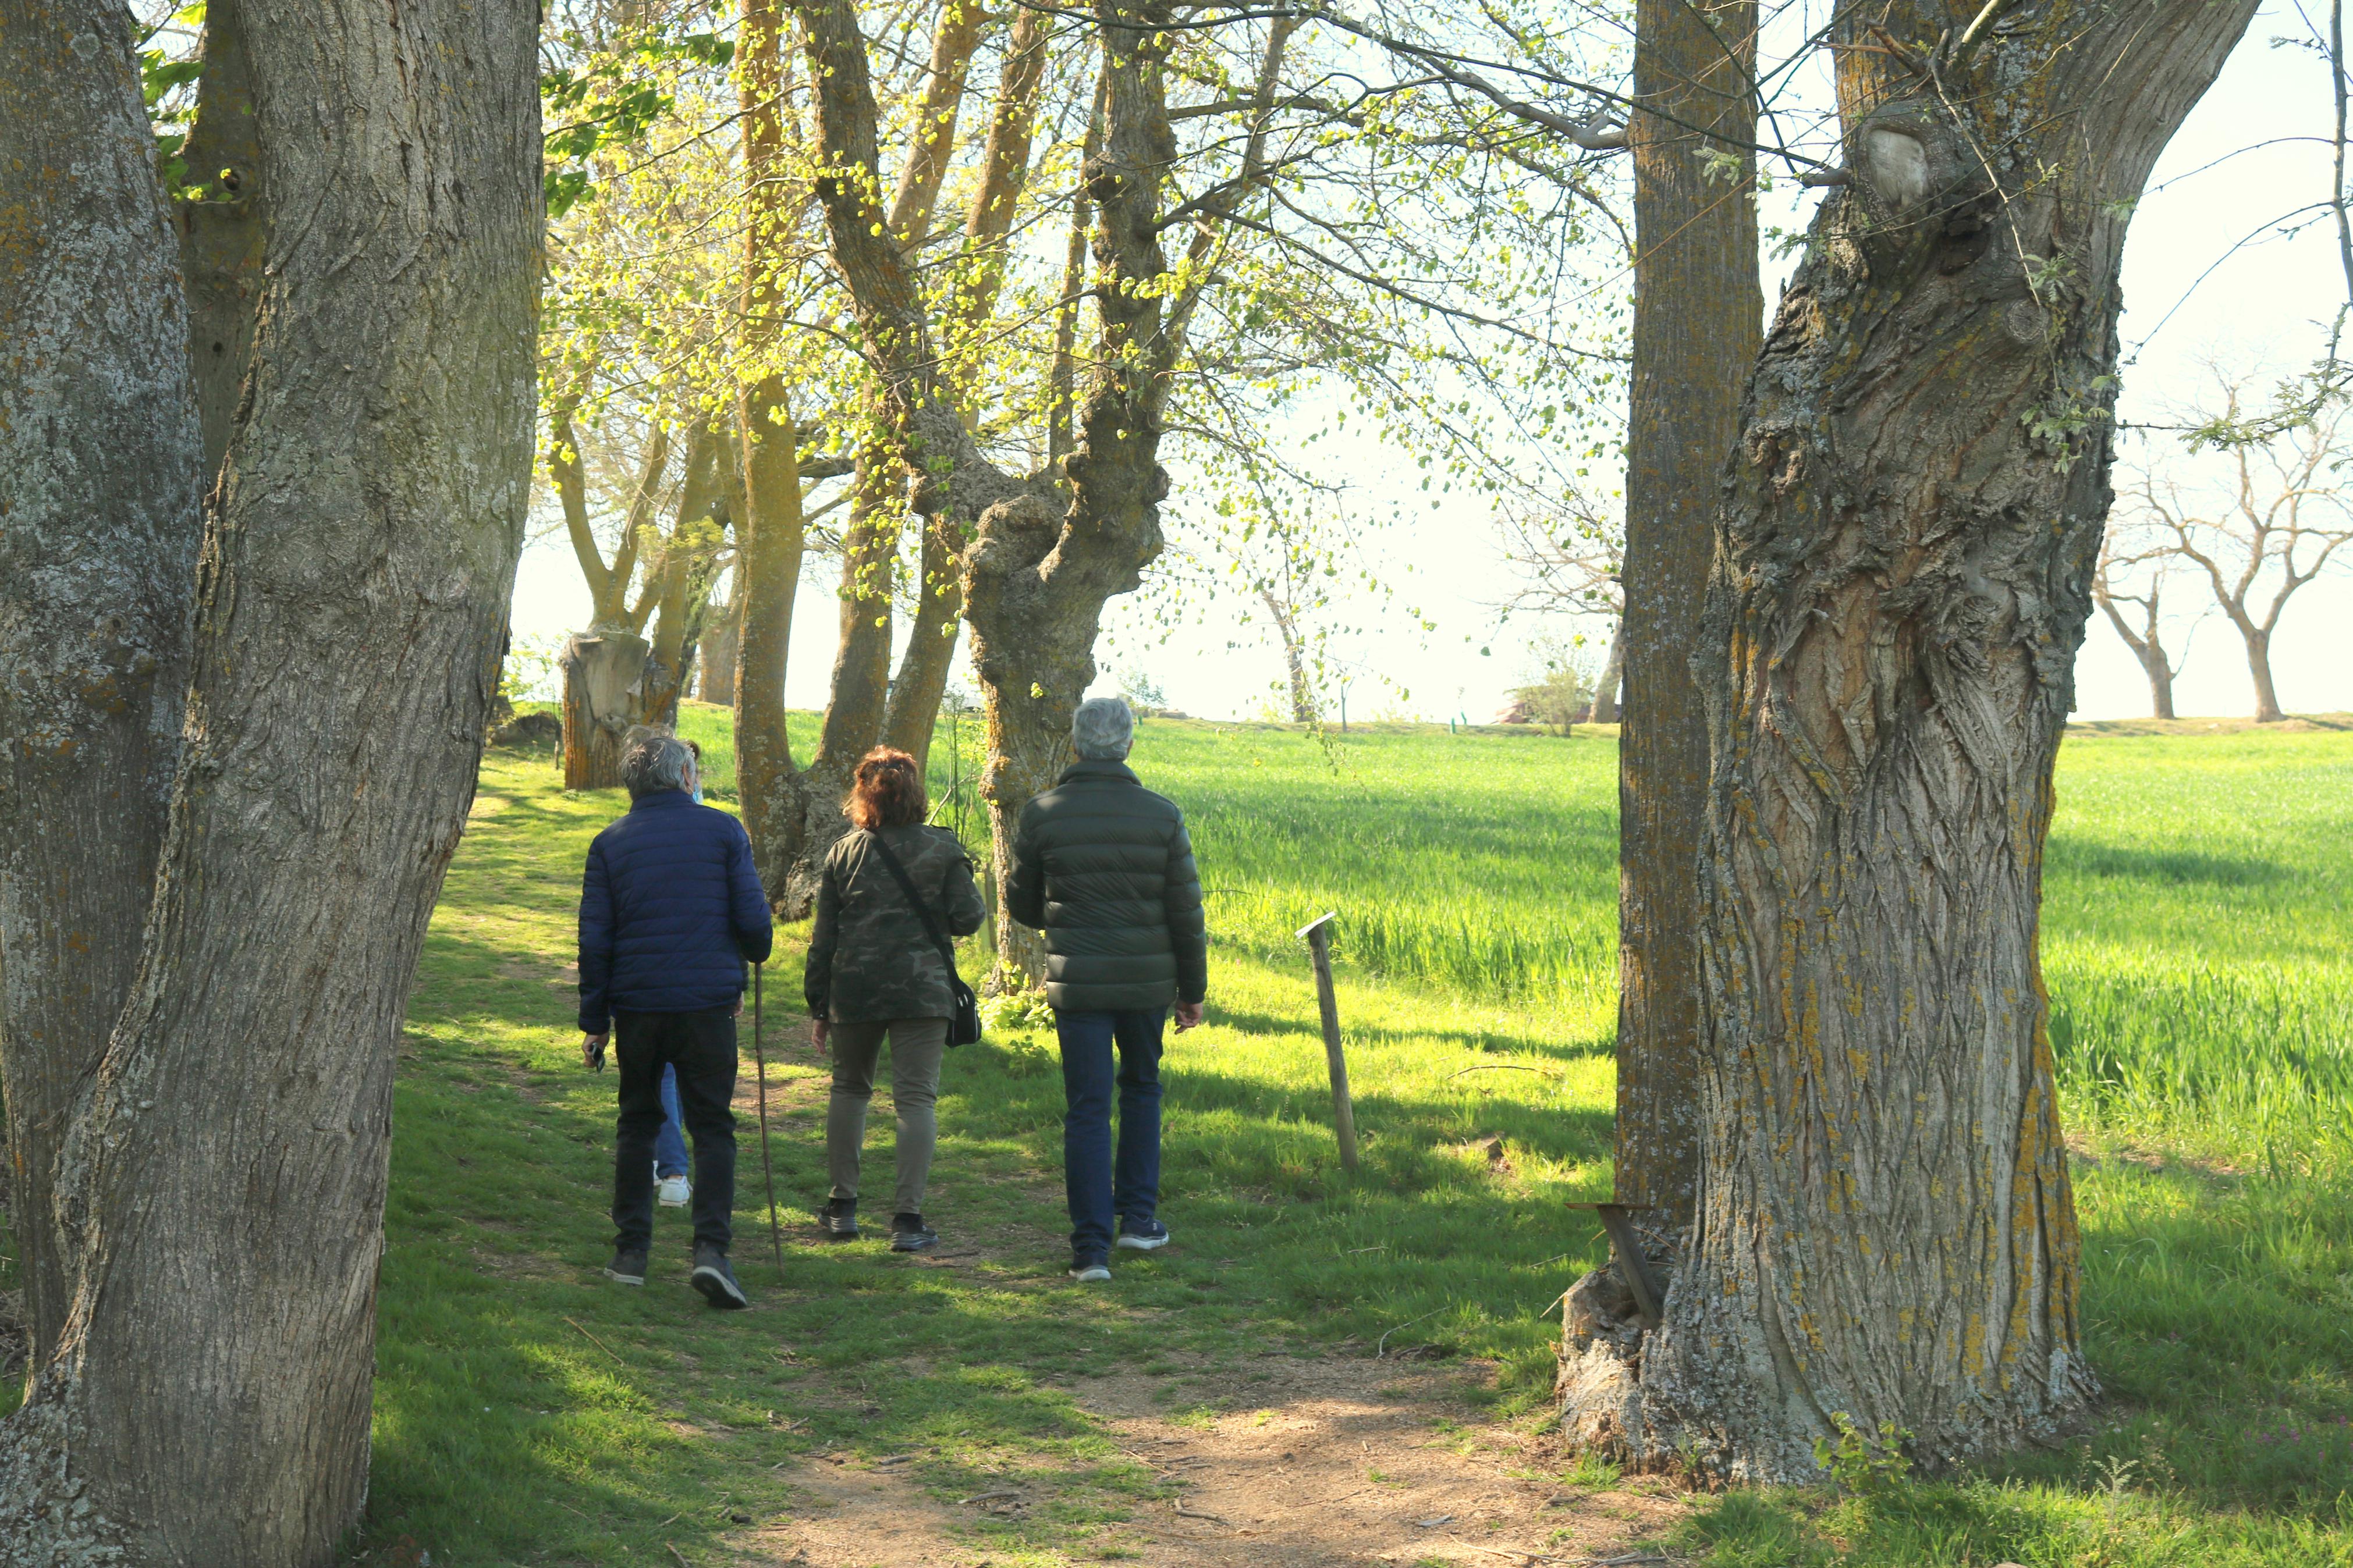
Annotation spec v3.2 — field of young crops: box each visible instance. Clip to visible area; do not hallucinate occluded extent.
[1123,717,2353,1171]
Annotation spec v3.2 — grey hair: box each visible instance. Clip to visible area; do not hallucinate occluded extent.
[620,726,697,799]
[1071,696,1134,760]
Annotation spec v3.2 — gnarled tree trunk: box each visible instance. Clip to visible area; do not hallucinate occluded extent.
[1562,0,2258,1480]
[562,628,654,790]
[0,0,537,1559]
[1613,0,1760,1225]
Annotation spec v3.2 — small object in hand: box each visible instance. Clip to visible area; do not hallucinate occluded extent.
[584,1033,608,1072]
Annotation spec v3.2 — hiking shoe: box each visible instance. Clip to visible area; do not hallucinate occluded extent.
[657,1174,691,1208]
[1070,1257,1112,1283]
[1115,1218,1170,1251]
[889,1213,939,1253]
[819,1198,860,1242]
[690,1245,749,1310]
[604,1247,648,1286]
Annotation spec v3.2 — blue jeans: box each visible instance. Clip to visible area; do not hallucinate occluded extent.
[655,1063,689,1178]
[1056,1008,1166,1262]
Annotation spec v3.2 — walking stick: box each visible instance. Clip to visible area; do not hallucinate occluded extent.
[752,961,786,1282]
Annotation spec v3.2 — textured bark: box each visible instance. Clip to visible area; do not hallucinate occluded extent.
[175,0,264,476]
[1613,0,1760,1225]
[732,0,808,898]
[1564,0,2256,1480]
[0,0,206,1377]
[562,628,655,790]
[0,0,537,1558]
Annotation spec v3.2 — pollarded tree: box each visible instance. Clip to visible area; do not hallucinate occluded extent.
[1560,0,2258,1478]
[0,0,536,1559]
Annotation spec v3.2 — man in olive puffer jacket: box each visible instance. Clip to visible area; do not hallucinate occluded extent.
[1005,696,1207,1281]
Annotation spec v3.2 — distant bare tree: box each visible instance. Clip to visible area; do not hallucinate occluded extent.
[2091,532,2202,720]
[2131,387,2353,723]
[1495,497,1622,720]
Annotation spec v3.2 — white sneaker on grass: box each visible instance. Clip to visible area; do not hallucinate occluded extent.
[658,1174,691,1207]
[1070,1259,1112,1283]
[1115,1218,1169,1251]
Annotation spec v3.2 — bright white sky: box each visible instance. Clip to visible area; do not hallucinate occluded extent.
[507,3,2353,723]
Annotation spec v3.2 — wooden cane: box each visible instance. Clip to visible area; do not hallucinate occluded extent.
[753,962,785,1282]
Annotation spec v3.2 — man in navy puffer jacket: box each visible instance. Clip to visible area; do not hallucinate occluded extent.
[579,729,773,1308]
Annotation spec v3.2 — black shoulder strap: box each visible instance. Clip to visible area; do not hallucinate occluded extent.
[865,830,956,969]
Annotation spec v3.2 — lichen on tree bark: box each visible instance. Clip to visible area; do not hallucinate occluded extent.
[1563,0,2259,1480]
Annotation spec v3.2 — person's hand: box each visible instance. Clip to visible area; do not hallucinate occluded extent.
[1174,1001,1204,1033]
[811,1018,831,1055]
[581,1032,609,1070]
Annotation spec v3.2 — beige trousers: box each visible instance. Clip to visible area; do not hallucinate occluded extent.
[826,1016,949,1216]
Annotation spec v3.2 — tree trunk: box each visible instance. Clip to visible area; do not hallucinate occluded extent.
[964,3,1181,987]
[176,0,265,476]
[1612,0,1761,1225]
[1562,0,2257,1480]
[1589,621,1626,724]
[0,0,537,1558]
[2244,625,2284,721]
[2092,588,2177,720]
[0,0,207,1378]
[1259,588,1316,722]
[561,629,654,790]
[882,518,966,766]
[643,424,724,728]
[700,574,744,707]
[732,0,811,901]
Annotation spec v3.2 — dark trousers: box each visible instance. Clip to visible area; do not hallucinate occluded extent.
[1055,1008,1166,1262]
[613,1007,737,1254]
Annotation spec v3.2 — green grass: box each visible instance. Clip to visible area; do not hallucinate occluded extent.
[5,713,2351,1565]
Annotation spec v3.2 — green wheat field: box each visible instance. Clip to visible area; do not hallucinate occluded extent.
[4,707,2349,1565]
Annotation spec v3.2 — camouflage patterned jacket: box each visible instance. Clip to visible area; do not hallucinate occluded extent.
[804,825,986,1023]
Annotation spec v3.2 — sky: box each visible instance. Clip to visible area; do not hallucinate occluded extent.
[505,3,2353,723]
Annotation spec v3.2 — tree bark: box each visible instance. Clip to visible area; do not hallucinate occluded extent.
[562,628,655,789]
[1563,0,2258,1480]
[1613,0,1761,1226]
[176,0,265,477]
[2242,624,2283,722]
[882,518,964,765]
[0,0,537,1558]
[0,0,207,1377]
[732,0,811,898]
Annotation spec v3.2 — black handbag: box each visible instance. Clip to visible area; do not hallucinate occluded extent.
[865,829,983,1048]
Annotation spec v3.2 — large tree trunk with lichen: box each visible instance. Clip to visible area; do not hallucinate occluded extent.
[1613,0,1761,1225]
[0,1,536,1559]
[1561,0,2256,1481]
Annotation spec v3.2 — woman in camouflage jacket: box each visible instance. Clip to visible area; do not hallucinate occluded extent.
[804,748,986,1252]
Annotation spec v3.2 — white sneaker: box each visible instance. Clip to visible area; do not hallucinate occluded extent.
[1070,1260,1112,1283]
[658,1175,691,1207]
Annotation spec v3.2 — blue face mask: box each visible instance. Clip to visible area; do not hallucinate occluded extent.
[690,780,704,805]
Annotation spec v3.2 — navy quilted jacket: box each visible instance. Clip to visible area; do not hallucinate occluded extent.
[577,790,774,1032]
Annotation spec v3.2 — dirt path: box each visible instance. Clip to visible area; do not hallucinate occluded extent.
[740,1354,1683,1567]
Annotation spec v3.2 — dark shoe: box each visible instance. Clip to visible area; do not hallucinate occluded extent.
[1115,1218,1170,1251]
[604,1247,648,1286]
[1070,1256,1112,1283]
[819,1198,860,1242]
[690,1245,749,1310]
[890,1213,939,1253]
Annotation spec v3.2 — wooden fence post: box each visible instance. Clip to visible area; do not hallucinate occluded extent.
[1296,912,1360,1171]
